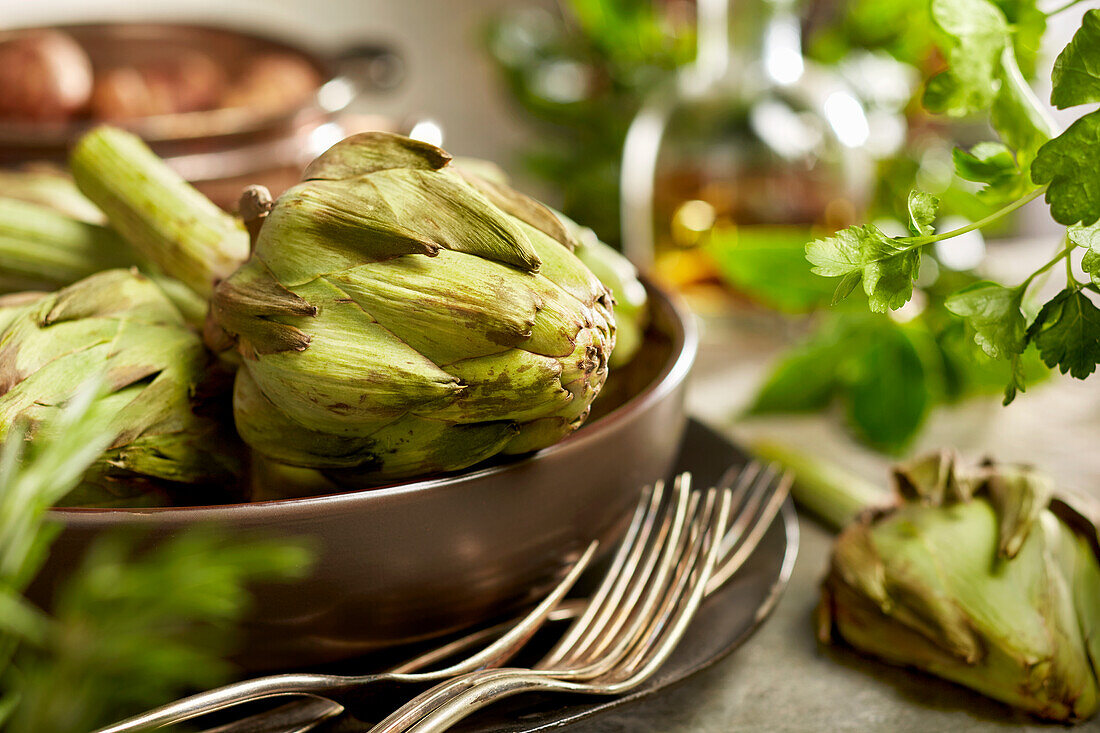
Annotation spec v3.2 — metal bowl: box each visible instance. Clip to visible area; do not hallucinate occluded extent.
[0,22,401,208]
[36,283,697,671]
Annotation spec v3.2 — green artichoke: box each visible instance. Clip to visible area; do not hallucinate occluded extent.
[453,158,648,368]
[0,196,134,294]
[0,269,240,505]
[0,167,107,223]
[204,132,616,480]
[818,451,1100,722]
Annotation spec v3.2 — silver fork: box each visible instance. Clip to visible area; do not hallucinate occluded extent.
[371,475,734,733]
[94,538,602,733]
[205,461,791,733]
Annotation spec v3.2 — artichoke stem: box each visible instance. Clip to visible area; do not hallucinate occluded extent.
[752,439,889,531]
[239,185,274,251]
[70,126,249,299]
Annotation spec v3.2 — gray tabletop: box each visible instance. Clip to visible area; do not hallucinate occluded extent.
[569,277,1100,732]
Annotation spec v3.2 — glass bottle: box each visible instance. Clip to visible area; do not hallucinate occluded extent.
[621,0,874,312]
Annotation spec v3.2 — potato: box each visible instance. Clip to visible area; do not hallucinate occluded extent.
[0,30,93,121]
[89,51,227,120]
[221,53,320,113]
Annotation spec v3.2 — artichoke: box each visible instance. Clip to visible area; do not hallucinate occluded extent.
[0,269,240,505]
[0,195,134,293]
[453,158,648,368]
[201,132,615,480]
[0,167,107,223]
[817,451,1100,722]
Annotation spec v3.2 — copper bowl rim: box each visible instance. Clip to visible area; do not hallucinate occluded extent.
[50,280,697,522]
[0,22,342,146]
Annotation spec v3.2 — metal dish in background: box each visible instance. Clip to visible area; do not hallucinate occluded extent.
[0,23,402,208]
[36,282,698,671]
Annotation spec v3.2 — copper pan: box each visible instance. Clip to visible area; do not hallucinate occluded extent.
[0,22,402,206]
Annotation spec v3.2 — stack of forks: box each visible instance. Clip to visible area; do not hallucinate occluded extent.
[98,462,791,733]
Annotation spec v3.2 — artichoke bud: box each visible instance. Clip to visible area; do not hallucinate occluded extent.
[451,163,648,369]
[0,269,242,505]
[820,451,1100,722]
[212,133,615,480]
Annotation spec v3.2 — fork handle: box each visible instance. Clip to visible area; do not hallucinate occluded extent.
[398,673,589,733]
[92,674,345,733]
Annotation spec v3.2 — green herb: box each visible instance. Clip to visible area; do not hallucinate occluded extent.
[486,0,693,244]
[703,226,836,312]
[0,382,311,733]
[1026,287,1100,379]
[1049,9,1100,108]
[809,4,1100,402]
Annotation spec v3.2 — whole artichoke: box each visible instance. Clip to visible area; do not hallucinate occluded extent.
[0,269,240,505]
[206,133,616,480]
[818,451,1100,722]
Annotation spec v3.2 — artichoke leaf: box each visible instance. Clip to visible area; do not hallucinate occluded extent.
[328,249,546,364]
[369,169,541,272]
[255,179,440,287]
[303,131,452,181]
[247,279,462,432]
[454,168,578,250]
[433,349,572,423]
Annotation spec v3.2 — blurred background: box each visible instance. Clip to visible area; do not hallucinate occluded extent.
[1,0,1095,458]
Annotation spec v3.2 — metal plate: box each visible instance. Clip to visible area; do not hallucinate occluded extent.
[330,418,800,732]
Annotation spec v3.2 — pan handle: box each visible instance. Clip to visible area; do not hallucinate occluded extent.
[318,42,404,113]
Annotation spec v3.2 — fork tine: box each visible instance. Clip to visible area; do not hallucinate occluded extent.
[608,486,731,688]
[609,486,719,681]
[557,482,700,677]
[540,474,683,668]
[718,462,772,556]
[389,539,600,677]
[369,475,688,733]
[706,464,793,594]
[555,474,693,667]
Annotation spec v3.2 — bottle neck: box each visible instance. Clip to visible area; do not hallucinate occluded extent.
[692,0,803,88]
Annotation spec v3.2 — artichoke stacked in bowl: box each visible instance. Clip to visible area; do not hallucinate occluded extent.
[0,269,239,505]
[0,126,625,501]
[206,132,616,479]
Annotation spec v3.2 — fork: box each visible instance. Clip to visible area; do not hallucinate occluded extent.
[370,474,734,733]
[94,537,602,733]
[204,461,791,733]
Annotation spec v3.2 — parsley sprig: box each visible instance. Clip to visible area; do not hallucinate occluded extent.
[808,3,1100,402]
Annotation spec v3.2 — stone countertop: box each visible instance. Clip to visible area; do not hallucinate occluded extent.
[566,297,1100,732]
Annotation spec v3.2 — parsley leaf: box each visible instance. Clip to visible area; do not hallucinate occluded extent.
[704,226,835,313]
[952,142,1030,204]
[923,0,1009,116]
[1026,288,1100,378]
[1002,353,1026,405]
[1050,8,1100,109]
[806,226,921,312]
[747,338,842,415]
[907,191,939,236]
[944,281,1027,358]
[846,322,929,452]
[1031,111,1100,226]
[1069,222,1100,286]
